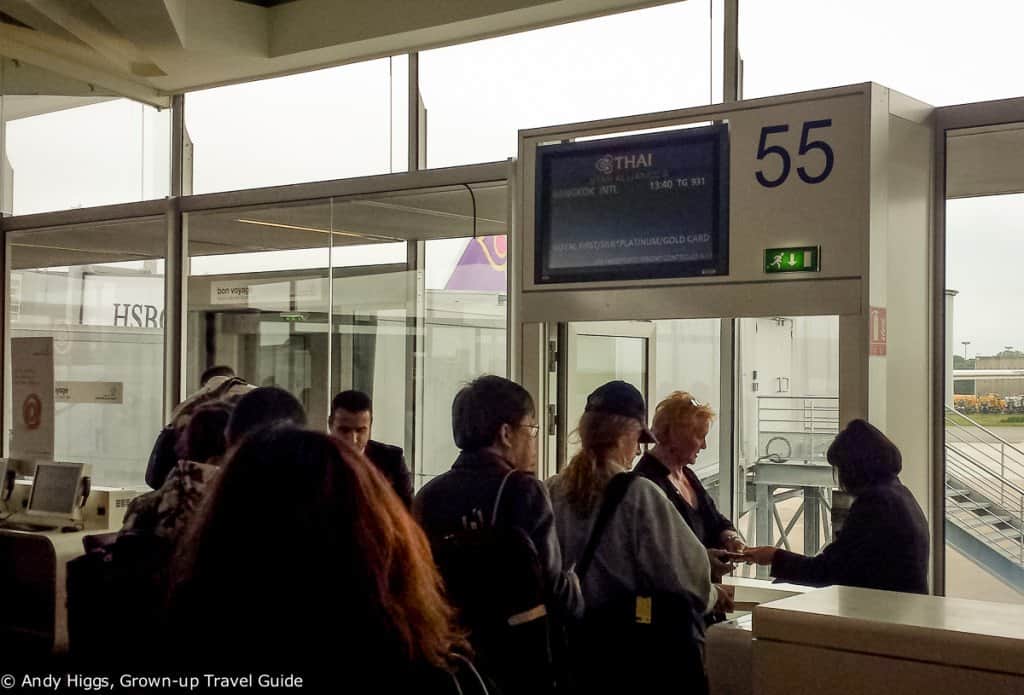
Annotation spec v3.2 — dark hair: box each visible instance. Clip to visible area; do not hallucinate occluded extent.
[169,427,465,671]
[225,387,306,446]
[827,419,902,494]
[200,365,235,385]
[331,389,373,415]
[175,401,232,463]
[451,375,535,451]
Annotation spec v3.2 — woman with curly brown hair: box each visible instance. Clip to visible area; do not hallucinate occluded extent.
[167,426,484,692]
[636,392,745,584]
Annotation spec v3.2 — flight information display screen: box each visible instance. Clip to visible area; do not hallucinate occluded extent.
[534,124,729,284]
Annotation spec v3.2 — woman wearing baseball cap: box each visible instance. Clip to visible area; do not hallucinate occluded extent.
[547,380,728,694]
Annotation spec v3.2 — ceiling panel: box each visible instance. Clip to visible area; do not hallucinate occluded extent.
[9,181,508,268]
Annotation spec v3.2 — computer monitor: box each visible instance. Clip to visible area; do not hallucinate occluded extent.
[27,461,84,519]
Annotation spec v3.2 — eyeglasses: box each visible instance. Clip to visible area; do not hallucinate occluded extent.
[518,423,541,438]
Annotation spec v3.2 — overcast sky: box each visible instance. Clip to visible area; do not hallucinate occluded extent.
[3,0,1024,351]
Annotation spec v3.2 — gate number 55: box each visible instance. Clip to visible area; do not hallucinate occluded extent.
[755,119,834,188]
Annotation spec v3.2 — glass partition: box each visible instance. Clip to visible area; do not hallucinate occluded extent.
[184,181,508,489]
[735,315,839,573]
[652,318,723,490]
[185,201,335,419]
[7,218,167,487]
[418,233,508,488]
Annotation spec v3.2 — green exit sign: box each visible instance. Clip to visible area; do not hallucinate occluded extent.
[764,246,820,274]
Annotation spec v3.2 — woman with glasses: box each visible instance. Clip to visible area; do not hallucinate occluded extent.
[635,392,746,604]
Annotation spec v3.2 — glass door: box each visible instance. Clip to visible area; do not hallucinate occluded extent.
[566,321,654,432]
[554,318,724,494]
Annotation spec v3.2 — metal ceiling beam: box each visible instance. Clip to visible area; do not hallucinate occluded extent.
[0,0,79,43]
[267,0,675,58]
[25,0,145,69]
[0,23,168,106]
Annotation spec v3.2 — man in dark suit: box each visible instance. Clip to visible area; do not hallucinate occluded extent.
[329,390,413,508]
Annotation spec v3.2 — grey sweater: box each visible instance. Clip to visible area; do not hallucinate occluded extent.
[547,468,717,614]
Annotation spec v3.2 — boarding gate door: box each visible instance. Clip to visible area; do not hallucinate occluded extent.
[514,84,934,582]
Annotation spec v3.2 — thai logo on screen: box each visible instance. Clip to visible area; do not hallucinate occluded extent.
[595,152,653,175]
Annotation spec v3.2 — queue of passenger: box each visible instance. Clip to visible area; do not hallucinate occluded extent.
[70,367,929,694]
[165,427,477,690]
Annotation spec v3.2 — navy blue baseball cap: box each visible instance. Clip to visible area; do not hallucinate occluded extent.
[584,380,656,444]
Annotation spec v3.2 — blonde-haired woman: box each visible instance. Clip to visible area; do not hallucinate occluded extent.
[547,381,726,695]
[636,392,746,583]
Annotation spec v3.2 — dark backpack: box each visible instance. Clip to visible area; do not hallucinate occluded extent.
[432,470,556,695]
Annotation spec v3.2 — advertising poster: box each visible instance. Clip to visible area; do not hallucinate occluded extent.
[11,336,55,460]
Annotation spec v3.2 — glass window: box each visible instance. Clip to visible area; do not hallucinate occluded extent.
[187,199,410,423]
[185,56,408,194]
[7,218,166,488]
[185,182,507,491]
[740,0,1024,104]
[944,124,1024,600]
[420,233,509,487]
[186,201,334,420]
[1,59,170,215]
[420,1,715,168]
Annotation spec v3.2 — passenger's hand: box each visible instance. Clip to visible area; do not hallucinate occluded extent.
[722,533,747,554]
[713,584,735,613]
[708,548,739,580]
[742,546,778,566]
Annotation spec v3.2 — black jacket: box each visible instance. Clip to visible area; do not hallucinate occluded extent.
[633,452,735,549]
[771,478,929,594]
[365,440,413,508]
[145,426,177,489]
[413,449,583,620]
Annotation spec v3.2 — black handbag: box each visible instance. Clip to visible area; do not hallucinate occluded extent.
[569,472,708,695]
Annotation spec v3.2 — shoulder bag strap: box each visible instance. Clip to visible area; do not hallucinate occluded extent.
[450,653,489,695]
[490,468,517,526]
[576,472,637,581]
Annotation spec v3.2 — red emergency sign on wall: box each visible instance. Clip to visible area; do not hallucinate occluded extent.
[870,306,887,356]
